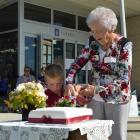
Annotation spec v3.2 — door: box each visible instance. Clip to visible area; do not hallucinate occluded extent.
[41,38,53,66]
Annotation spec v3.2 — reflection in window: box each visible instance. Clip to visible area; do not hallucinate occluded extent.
[0,31,18,90]
[66,43,75,59]
[0,3,18,32]
[54,10,76,29]
[53,39,64,66]
[24,3,51,24]
[78,16,89,31]
[77,70,86,84]
[42,39,52,66]
[25,36,37,75]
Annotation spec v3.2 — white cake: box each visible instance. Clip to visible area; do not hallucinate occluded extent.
[28,107,93,124]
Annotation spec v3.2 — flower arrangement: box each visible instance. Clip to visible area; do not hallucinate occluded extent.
[56,95,77,107]
[5,82,47,110]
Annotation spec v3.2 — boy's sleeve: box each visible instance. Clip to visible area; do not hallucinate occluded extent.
[95,42,132,104]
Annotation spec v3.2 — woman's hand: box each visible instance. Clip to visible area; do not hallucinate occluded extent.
[64,84,82,96]
[79,84,95,97]
[76,94,89,106]
[64,84,94,106]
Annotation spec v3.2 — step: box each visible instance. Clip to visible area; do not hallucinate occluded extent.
[127,117,140,140]
[128,117,140,130]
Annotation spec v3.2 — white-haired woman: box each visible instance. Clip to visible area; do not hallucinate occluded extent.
[65,6,132,140]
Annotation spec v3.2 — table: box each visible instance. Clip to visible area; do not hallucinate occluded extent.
[0,120,114,140]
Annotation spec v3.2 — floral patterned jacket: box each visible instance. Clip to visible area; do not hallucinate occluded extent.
[66,35,132,104]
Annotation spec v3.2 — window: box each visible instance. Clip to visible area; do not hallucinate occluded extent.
[66,43,75,59]
[24,3,51,24]
[78,16,89,31]
[77,44,84,57]
[77,70,86,84]
[42,39,53,65]
[0,3,18,32]
[0,31,18,90]
[25,36,38,75]
[53,39,64,65]
[54,10,76,29]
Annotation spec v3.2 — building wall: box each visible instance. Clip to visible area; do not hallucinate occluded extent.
[127,16,140,99]
[23,20,89,43]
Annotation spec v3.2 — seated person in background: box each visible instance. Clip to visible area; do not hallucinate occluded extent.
[38,66,46,86]
[0,75,9,96]
[16,66,35,87]
[44,64,64,107]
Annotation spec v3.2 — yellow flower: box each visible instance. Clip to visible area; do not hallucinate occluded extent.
[5,82,47,110]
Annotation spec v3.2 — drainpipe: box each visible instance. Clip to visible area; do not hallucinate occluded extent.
[18,0,25,76]
[119,0,127,37]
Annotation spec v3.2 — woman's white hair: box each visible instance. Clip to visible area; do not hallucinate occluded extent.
[86,6,118,31]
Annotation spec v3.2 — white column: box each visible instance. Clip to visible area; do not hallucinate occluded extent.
[119,0,127,37]
[18,0,25,75]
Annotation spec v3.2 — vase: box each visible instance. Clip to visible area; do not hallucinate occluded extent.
[22,108,30,121]
[22,105,35,121]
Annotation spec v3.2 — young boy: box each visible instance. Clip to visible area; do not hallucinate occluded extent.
[44,64,64,107]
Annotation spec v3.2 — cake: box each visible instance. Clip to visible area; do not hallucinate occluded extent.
[28,107,93,124]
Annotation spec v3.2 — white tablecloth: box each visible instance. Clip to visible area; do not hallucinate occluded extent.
[0,120,114,140]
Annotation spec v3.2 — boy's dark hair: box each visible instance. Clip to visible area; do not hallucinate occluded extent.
[45,64,64,79]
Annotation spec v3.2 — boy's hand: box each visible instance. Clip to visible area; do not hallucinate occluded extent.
[64,84,82,96]
[64,84,78,96]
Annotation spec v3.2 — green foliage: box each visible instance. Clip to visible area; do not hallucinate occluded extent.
[5,82,47,110]
[56,96,77,107]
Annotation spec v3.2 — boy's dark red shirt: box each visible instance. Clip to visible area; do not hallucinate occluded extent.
[45,89,64,107]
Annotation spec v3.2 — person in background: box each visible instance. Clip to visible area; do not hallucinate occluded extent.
[0,75,9,112]
[0,75,9,96]
[16,66,35,87]
[38,66,46,86]
[44,64,64,107]
[65,6,132,140]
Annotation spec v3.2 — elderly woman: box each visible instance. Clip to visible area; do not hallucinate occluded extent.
[66,6,132,140]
